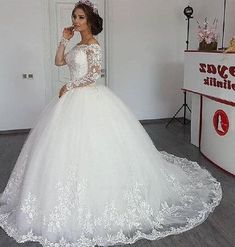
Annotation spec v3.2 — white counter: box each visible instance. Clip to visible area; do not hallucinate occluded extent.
[184,51,235,176]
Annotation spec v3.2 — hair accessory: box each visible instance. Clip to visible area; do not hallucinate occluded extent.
[75,0,98,14]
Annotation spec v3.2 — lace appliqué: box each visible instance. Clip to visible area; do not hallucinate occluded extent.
[1,153,29,204]
[20,193,38,225]
[0,152,222,247]
[66,44,102,90]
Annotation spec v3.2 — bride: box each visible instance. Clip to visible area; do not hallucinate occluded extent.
[0,1,222,246]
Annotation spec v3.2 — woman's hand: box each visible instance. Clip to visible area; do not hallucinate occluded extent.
[63,26,74,40]
[59,84,68,98]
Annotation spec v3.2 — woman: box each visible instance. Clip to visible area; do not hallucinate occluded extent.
[0,1,222,247]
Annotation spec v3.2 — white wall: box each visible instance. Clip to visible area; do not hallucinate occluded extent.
[106,0,232,120]
[224,0,235,45]
[188,0,223,50]
[0,0,47,130]
[107,0,188,120]
[188,0,234,50]
[0,0,232,130]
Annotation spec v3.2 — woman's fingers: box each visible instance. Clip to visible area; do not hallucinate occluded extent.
[64,26,74,31]
[59,85,68,98]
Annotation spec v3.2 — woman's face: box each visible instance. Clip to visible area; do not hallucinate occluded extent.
[72,8,90,32]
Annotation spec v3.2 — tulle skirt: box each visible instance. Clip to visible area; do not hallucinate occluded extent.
[0,84,222,247]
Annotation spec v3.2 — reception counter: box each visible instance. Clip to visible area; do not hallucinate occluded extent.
[183,50,235,176]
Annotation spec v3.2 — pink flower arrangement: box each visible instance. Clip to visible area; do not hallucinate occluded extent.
[197,18,218,44]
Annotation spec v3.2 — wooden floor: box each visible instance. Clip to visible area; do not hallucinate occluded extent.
[0,119,234,247]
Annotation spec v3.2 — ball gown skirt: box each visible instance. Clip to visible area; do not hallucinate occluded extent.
[0,83,222,247]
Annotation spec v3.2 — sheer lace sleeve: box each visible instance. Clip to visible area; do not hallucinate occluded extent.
[66,44,102,91]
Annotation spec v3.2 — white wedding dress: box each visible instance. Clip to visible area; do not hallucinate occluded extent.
[0,43,222,247]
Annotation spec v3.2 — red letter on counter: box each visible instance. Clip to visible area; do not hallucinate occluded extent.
[229,66,235,77]
[218,65,228,79]
[207,64,217,74]
[199,63,207,73]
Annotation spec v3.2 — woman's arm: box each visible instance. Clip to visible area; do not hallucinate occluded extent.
[55,41,67,66]
[55,26,74,67]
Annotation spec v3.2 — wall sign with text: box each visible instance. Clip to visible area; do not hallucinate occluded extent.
[184,52,235,103]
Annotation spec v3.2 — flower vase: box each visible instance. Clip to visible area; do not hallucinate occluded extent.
[199,40,218,51]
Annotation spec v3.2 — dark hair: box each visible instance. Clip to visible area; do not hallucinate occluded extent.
[72,4,103,35]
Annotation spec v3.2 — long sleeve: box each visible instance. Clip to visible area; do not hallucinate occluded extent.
[66,44,102,91]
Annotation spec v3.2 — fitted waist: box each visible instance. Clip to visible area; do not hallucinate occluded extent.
[68,79,97,88]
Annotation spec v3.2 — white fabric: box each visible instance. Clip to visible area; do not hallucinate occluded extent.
[65,44,102,90]
[0,44,222,247]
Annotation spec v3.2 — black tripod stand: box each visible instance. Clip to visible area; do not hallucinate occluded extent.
[166,91,191,127]
[166,6,193,128]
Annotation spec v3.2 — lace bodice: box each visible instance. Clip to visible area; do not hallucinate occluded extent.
[64,44,102,90]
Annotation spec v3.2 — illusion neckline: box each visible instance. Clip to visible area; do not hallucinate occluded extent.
[76,43,101,48]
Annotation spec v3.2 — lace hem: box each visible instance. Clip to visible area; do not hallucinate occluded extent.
[0,152,222,247]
